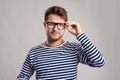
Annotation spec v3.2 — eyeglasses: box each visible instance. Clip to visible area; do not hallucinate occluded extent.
[46,22,66,30]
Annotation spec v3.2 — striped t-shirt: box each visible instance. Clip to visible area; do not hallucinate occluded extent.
[17,33,105,80]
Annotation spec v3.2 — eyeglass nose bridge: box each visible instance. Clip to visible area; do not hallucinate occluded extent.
[53,23,59,27]
[52,23,59,30]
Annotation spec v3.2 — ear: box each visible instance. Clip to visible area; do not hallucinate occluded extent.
[43,22,46,28]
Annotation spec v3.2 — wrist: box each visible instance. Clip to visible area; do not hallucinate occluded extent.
[76,32,83,36]
[76,32,84,38]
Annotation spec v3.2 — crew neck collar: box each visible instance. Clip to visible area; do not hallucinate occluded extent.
[40,41,67,48]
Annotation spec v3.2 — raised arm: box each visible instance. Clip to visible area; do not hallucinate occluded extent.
[76,33,105,67]
[66,21,105,67]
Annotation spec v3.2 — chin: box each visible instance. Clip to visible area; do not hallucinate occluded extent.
[50,36,62,41]
[51,38,61,41]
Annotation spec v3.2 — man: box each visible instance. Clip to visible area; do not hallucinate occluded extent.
[17,6,105,80]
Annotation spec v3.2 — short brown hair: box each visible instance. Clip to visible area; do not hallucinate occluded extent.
[44,6,68,21]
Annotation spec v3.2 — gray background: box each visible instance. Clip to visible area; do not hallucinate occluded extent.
[0,0,120,80]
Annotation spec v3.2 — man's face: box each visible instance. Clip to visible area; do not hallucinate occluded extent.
[44,14,66,42]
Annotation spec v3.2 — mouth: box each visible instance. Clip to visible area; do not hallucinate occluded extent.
[51,32,59,36]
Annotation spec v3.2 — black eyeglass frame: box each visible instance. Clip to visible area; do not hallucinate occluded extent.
[46,22,66,30]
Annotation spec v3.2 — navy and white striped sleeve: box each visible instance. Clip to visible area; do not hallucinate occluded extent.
[76,32,105,67]
[16,52,34,80]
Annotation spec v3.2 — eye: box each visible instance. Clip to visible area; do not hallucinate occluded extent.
[58,23,66,27]
[58,23,63,26]
[47,22,53,26]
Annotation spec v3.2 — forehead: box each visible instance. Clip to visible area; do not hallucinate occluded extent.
[47,14,65,23]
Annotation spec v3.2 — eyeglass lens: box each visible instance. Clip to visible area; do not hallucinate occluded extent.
[46,22,66,30]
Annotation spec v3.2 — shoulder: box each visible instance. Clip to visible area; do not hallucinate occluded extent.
[28,45,43,55]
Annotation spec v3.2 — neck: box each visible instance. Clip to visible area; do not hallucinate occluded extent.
[45,39,64,47]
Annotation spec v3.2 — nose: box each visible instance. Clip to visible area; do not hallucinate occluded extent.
[53,25,58,30]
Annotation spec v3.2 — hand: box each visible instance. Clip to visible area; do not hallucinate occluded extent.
[66,21,82,36]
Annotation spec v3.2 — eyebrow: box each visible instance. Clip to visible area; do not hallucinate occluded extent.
[46,22,66,24]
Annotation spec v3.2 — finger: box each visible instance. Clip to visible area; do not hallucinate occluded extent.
[66,21,71,27]
[67,21,78,28]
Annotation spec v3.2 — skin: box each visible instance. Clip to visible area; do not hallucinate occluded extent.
[43,14,82,47]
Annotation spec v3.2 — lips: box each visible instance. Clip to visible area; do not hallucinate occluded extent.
[51,32,59,36]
